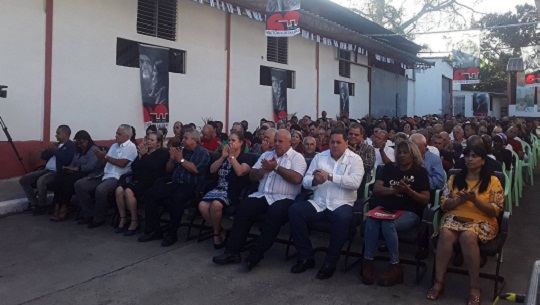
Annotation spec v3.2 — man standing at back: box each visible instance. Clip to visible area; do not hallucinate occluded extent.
[20,125,75,215]
[288,129,364,279]
[213,129,306,270]
[74,124,137,228]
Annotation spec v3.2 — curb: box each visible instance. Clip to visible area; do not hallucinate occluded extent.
[0,198,28,215]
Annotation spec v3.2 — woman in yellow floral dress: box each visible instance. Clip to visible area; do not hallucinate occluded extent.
[426,144,504,305]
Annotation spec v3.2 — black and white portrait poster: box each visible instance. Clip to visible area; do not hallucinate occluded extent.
[271,68,287,122]
[265,0,301,37]
[339,81,350,118]
[522,46,540,87]
[139,44,169,129]
[472,93,489,117]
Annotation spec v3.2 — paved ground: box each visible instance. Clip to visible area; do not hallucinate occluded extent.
[1,168,539,305]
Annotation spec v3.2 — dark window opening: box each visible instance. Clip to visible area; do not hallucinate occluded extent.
[137,0,177,41]
[260,66,295,89]
[334,80,355,96]
[116,37,185,74]
[338,50,351,78]
[267,37,288,64]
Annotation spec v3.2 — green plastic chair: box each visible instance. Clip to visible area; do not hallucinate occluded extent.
[510,150,521,206]
[521,141,534,186]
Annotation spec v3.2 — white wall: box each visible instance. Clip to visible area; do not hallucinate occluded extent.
[407,58,453,116]
[453,91,493,117]
[0,0,46,141]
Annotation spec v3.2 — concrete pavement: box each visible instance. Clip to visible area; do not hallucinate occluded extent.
[1,169,539,305]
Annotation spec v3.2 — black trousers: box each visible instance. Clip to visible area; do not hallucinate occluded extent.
[143,182,196,234]
[226,196,294,259]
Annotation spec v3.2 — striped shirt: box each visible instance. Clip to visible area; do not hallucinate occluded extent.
[303,149,364,212]
[250,148,307,205]
[171,144,210,185]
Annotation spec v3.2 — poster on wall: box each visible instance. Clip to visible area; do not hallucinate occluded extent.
[522,46,540,87]
[472,93,489,116]
[271,68,288,122]
[339,81,350,118]
[516,71,536,112]
[139,44,169,129]
[265,0,301,37]
[452,50,481,85]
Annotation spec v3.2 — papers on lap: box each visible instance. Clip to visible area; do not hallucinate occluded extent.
[365,207,405,220]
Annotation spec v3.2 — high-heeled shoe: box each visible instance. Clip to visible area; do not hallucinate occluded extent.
[49,204,61,221]
[213,229,229,250]
[467,287,481,305]
[115,217,126,233]
[426,280,445,300]
[123,220,139,236]
[50,205,69,222]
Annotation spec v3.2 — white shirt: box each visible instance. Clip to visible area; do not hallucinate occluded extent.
[375,146,395,166]
[45,143,64,171]
[303,149,364,212]
[427,145,440,157]
[102,140,137,180]
[250,147,307,205]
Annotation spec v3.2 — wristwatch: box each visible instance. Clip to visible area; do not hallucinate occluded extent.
[274,165,280,172]
[328,173,333,182]
[180,158,185,163]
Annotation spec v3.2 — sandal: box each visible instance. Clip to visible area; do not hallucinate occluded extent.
[426,280,445,300]
[115,217,126,233]
[467,287,481,305]
[49,204,61,221]
[213,228,229,250]
[51,205,69,222]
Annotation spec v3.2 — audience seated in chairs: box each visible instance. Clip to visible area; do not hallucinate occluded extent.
[50,130,100,222]
[115,131,168,236]
[74,124,137,229]
[213,129,306,271]
[302,136,317,165]
[167,121,184,148]
[251,128,276,155]
[290,130,304,154]
[201,123,222,152]
[138,128,210,247]
[454,135,502,172]
[20,124,75,215]
[362,140,430,287]
[348,123,375,186]
[492,133,513,171]
[427,145,504,305]
[198,131,252,249]
[288,129,364,279]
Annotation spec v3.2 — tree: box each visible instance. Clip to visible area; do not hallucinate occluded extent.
[462,4,539,92]
[346,0,486,34]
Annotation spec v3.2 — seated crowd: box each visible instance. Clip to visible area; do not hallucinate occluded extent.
[19,113,540,304]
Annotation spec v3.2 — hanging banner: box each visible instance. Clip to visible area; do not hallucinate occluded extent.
[472,93,489,117]
[515,71,536,112]
[522,46,540,87]
[265,0,301,37]
[452,50,481,85]
[271,68,288,122]
[339,81,349,118]
[139,44,169,129]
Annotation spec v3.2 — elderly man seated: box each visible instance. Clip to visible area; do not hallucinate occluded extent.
[74,124,137,228]
[213,129,306,270]
[138,128,210,247]
[20,124,75,215]
[201,123,222,152]
[288,129,364,279]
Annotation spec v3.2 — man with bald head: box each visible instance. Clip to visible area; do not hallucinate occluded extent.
[213,129,307,271]
[372,130,395,166]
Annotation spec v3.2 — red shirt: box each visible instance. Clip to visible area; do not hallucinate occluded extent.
[201,137,222,152]
[508,138,523,154]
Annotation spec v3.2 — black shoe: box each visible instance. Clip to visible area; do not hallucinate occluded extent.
[161,232,178,247]
[316,264,336,280]
[213,252,242,265]
[32,205,47,216]
[415,246,429,260]
[77,218,92,225]
[243,255,261,271]
[22,203,34,214]
[290,258,316,274]
[87,221,105,229]
[138,231,163,242]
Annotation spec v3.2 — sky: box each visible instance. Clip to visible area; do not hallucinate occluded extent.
[329,0,537,53]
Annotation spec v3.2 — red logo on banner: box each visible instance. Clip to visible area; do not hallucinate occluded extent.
[151,105,169,121]
[453,67,480,81]
[525,73,540,84]
[266,11,300,31]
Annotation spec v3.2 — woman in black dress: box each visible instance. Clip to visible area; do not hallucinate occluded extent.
[198,131,252,249]
[115,131,168,235]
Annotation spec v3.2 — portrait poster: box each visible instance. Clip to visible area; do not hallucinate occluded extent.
[265,0,301,37]
[521,46,540,87]
[472,93,489,116]
[516,71,536,112]
[339,81,350,118]
[271,68,288,122]
[139,44,169,129]
[452,50,481,85]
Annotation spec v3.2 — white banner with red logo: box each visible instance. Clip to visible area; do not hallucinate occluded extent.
[452,50,481,85]
[139,44,169,129]
[522,46,540,87]
[265,0,301,37]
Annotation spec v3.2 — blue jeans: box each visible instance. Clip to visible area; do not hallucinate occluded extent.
[363,210,420,264]
[289,201,353,266]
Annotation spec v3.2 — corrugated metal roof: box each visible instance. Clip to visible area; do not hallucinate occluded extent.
[507,57,524,71]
